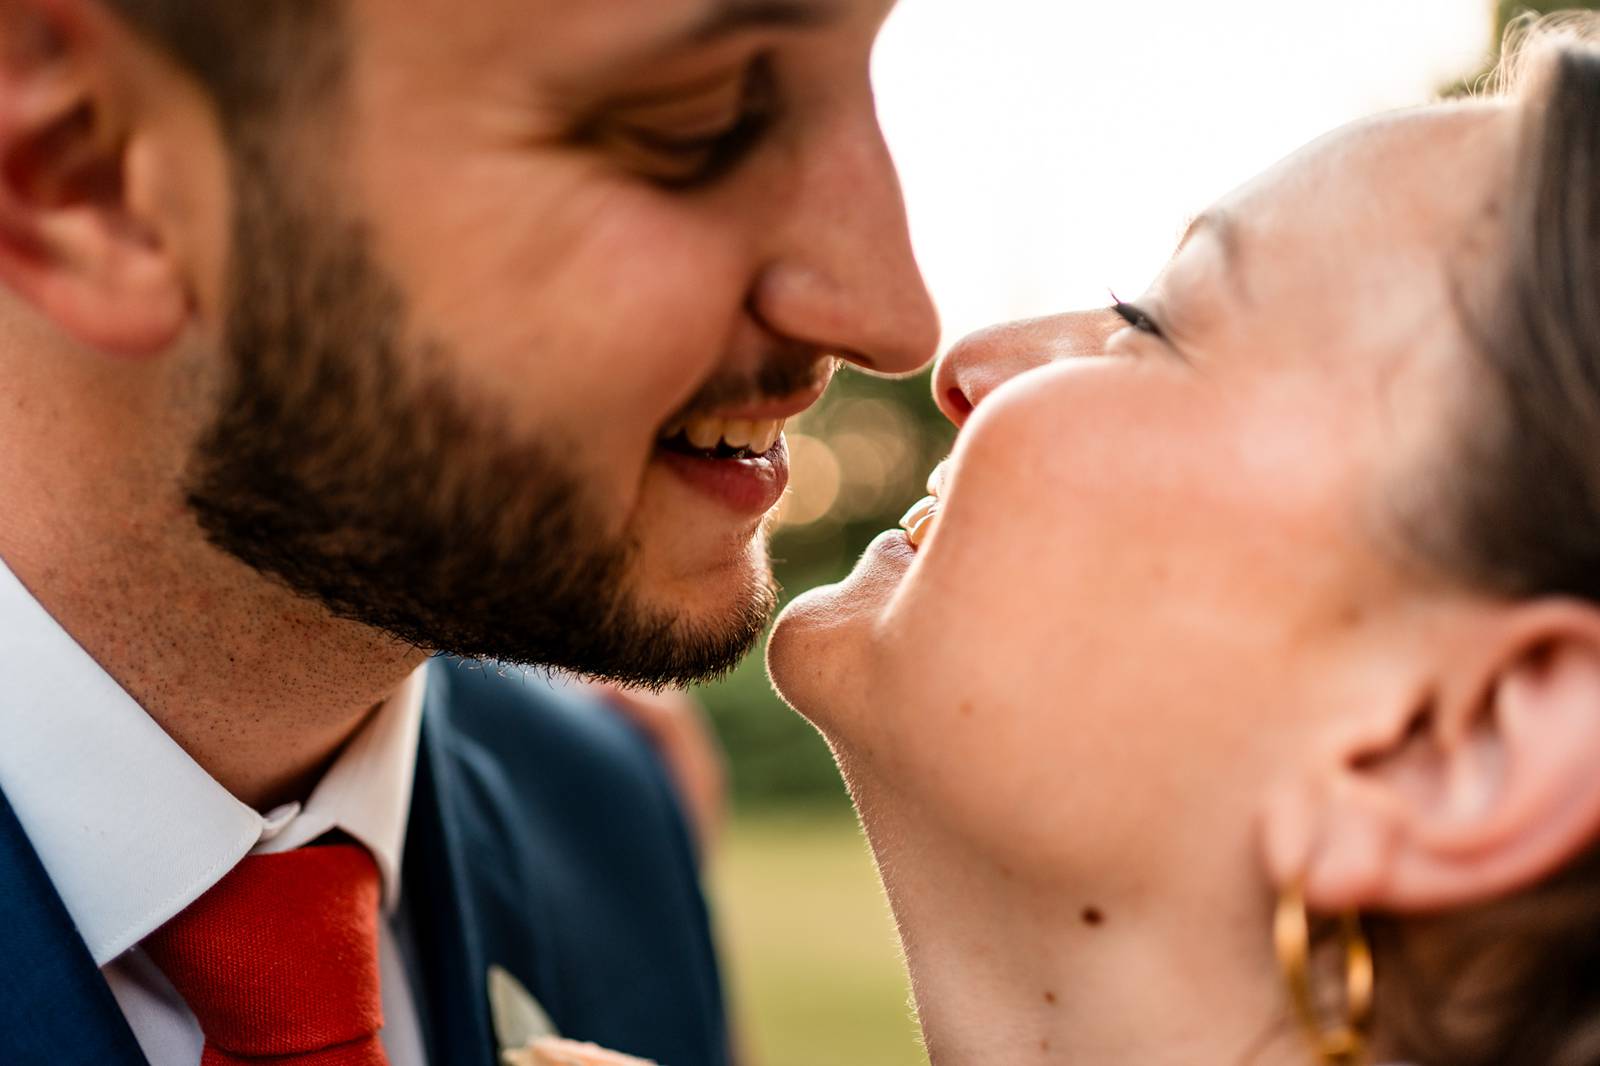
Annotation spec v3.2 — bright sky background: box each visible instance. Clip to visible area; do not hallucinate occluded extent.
[871,1,1494,350]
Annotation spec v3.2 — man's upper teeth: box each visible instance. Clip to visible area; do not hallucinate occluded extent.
[673,415,786,454]
[686,418,723,450]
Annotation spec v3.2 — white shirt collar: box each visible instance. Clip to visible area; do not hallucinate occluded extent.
[0,554,424,967]
[251,666,424,914]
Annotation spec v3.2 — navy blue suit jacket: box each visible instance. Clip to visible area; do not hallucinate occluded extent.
[0,661,730,1066]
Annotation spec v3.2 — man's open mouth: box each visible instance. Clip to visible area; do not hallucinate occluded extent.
[656,416,787,461]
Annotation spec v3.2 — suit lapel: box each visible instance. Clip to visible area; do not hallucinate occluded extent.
[0,784,147,1065]
[403,670,498,1066]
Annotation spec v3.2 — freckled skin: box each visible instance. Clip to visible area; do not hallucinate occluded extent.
[770,104,1517,1065]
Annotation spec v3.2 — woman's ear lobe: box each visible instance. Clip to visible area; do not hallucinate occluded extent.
[1287,608,1600,914]
[0,0,186,358]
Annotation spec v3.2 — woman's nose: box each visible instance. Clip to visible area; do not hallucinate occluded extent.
[933,309,1124,427]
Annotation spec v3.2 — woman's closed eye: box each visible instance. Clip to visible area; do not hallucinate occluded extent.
[586,56,779,189]
[1108,294,1166,340]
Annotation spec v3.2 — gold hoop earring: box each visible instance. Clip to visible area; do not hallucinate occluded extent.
[1274,881,1374,1065]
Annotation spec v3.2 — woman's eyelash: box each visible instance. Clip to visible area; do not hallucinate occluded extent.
[1108,293,1164,338]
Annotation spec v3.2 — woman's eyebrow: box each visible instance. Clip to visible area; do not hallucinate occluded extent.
[1175,210,1248,301]
[1176,211,1236,258]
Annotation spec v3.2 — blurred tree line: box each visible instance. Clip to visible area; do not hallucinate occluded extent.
[697,1,1600,813]
[1438,2,1600,96]
[1498,0,1600,31]
[1483,1,1600,75]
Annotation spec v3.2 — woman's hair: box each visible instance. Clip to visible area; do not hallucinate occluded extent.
[1368,14,1600,1065]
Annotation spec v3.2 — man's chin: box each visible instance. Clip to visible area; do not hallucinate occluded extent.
[606,568,776,686]
[623,515,777,616]
[560,613,766,689]
[433,538,778,688]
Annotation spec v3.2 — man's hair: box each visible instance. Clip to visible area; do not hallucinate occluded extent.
[1364,15,1600,1064]
[101,0,339,125]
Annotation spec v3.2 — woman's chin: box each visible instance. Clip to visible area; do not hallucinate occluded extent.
[767,529,915,719]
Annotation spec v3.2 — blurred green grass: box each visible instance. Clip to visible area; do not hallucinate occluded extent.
[710,814,928,1066]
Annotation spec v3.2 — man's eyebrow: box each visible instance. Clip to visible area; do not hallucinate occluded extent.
[671,0,842,47]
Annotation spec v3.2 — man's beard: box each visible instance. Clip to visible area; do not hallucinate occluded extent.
[182,151,774,687]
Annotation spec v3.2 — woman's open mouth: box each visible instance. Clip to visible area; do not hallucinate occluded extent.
[898,459,950,549]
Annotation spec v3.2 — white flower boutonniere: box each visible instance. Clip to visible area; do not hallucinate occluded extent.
[489,965,662,1066]
[503,1037,660,1066]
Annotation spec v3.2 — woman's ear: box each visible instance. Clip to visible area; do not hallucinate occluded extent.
[0,0,187,356]
[1263,600,1600,914]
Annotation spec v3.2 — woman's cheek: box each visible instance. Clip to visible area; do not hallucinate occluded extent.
[889,397,1092,701]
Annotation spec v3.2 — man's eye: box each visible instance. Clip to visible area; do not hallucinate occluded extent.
[592,57,778,189]
[614,110,770,188]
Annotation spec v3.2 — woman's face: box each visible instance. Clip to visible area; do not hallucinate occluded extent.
[768,103,1516,891]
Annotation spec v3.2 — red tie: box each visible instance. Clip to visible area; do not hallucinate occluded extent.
[141,844,390,1066]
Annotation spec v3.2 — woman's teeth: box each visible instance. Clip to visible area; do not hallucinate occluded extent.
[659,415,786,457]
[900,496,939,548]
[899,460,950,549]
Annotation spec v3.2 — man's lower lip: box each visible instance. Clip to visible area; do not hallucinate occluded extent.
[655,437,791,515]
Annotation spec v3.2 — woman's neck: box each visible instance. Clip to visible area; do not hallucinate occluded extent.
[855,798,1305,1065]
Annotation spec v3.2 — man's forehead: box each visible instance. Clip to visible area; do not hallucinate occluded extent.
[362,0,861,86]
[495,0,844,60]
[662,0,845,44]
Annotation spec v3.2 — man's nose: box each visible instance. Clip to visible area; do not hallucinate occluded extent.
[747,112,940,377]
[934,309,1123,427]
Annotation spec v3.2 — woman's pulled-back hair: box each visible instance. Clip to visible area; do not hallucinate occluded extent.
[1370,15,1600,1066]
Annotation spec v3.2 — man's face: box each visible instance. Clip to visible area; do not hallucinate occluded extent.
[183,0,938,685]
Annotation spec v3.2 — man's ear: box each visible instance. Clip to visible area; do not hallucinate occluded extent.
[0,0,186,356]
[1262,600,1600,914]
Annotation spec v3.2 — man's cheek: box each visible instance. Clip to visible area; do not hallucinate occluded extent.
[442,238,743,450]
[570,221,753,426]
[579,198,751,345]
